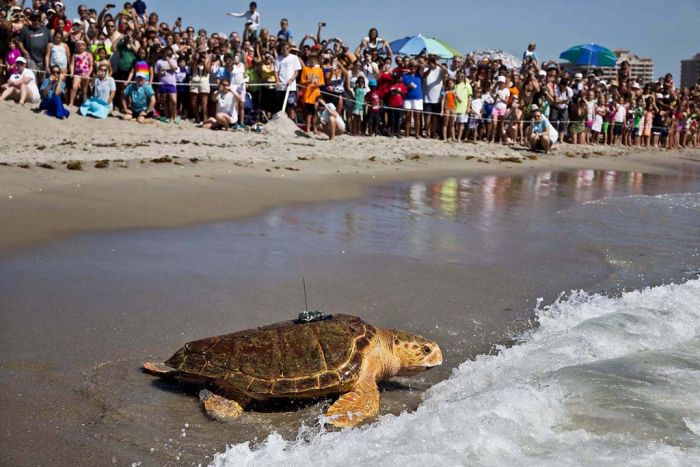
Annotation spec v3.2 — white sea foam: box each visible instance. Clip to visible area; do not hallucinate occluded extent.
[211,279,700,466]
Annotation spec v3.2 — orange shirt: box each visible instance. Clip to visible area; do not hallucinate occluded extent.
[301,65,325,104]
[509,86,520,105]
[445,90,457,110]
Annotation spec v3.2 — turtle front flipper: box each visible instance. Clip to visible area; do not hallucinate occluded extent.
[325,381,380,428]
[143,362,177,378]
[198,390,250,423]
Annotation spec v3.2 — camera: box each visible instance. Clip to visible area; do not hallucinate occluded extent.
[320,22,327,27]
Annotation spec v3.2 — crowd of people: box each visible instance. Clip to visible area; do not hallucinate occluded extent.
[1,0,698,150]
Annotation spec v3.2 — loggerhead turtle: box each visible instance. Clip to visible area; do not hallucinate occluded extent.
[143,314,443,428]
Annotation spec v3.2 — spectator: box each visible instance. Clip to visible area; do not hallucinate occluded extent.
[1,57,41,105]
[274,42,301,119]
[39,64,70,118]
[79,64,116,119]
[122,71,155,123]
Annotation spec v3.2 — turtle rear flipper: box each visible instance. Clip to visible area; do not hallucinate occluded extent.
[143,361,177,377]
[199,389,250,422]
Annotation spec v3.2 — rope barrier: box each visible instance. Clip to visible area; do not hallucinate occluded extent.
[1,63,692,134]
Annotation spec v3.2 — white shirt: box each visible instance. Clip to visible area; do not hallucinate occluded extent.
[229,10,260,31]
[216,90,238,120]
[554,85,573,109]
[423,67,444,104]
[12,69,40,102]
[321,103,346,132]
[94,76,116,104]
[495,87,510,108]
[275,54,301,92]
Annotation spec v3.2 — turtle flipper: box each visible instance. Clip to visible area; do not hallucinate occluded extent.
[199,389,249,422]
[143,362,177,377]
[325,381,380,428]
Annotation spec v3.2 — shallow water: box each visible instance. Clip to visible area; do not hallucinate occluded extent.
[1,168,699,466]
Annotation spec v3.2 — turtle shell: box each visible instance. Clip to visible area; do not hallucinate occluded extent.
[165,314,377,397]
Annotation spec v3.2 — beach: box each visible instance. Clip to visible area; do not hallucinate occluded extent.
[2,103,700,466]
[1,99,698,254]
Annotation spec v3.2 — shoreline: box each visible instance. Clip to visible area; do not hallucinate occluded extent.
[1,101,699,254]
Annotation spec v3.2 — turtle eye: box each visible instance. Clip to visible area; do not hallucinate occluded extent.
[422,346,431,355]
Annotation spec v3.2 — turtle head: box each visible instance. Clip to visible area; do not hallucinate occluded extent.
[390,330,443,376]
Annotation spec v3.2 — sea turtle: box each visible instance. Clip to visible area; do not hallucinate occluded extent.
[143,314,443,428]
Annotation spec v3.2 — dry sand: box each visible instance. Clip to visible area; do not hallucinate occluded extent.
[1,100,699,253]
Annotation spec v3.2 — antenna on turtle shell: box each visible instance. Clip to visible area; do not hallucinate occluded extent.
[303,277,309,311]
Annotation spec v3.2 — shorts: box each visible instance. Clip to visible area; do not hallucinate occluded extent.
[468,116,479,130]
[569,121,585,134]
[304,103,316,116]
[159,84,177,94]
[403,99,423,111]
[352,109,363,117]
[601,121,610,134]
[367,111,381,128]
[114,69,130,83]
[325,92,343,107]
[190,76,211,94]
[276,89,298,110]
[424,102,440,114]
[613,122,623,136]
[456,113,469,124]
[491,104,507,118]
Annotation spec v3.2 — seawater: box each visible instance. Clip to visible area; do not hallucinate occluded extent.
[213,279,700,466]
[212,192,700,466]
[1,170,700,466]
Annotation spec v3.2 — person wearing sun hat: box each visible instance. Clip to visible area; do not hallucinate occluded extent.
[122,71,155,123]
[0,56,41,105]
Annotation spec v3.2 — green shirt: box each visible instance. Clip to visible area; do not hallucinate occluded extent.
[455,82,473,115]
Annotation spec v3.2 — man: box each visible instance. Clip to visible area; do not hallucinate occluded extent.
[122,72,155,123]
[551,78,573,143]
[529,108,558,153]
[18,13,50,73]
[226,2,259,42]
[422,56,448,138]
[0,57,41,105]
[73,4,95,39]
[274,43,301,119]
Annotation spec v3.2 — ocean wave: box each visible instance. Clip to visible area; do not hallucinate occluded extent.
[211,279,700,466]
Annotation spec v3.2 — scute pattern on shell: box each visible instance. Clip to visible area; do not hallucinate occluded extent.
[165,314,376,397]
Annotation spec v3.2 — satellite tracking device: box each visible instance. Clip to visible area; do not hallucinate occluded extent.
[297,278,331,323]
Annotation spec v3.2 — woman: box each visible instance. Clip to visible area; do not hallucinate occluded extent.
[79,65,116,119]
[45,32,70,77]
[68,40,92,107]
[39,65,70,119]
[189,50,212,123]
[155,47,180,123]
[402,61,423,139]
[568,95,587,144]
[490,76,510,143]
[203,79,242,130]
[529,108,558,153]
[324,61,347,115]
[257,52,277,117]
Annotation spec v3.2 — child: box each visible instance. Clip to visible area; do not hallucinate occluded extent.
[468,87,483,143]
[642,100,654,147]
[350,76,367,136]
[175,56,190,120]
[442,78,458,142]
[365,80,382,136]
[584,90,596,144]
[480,87,494,142]
[505,96,523,144]
[591,95,606,145]
[632,99,645,146]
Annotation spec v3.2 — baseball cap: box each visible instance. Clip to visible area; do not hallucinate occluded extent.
[55,2,64,8]
[135,72,147,80]
[537,70,546,77]
[497,76,506,83]
[574,72,583,79]
[368,80,378,87]
[530,104,539,111]
[631,82,641,89]
[15,56,27,64]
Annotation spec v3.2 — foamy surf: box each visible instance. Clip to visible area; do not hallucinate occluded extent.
[211,279,700,466]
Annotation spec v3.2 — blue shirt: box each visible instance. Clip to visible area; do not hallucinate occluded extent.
[124,83,155,112]
[216,67,232,82]
[40,78,65,99]
[133,0,147,15]
[277,29,292,42]
[403,74,423,101]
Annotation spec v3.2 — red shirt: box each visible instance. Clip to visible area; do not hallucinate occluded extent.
[376,72,393,98]
[385,83,406,108]
[366,90,382,112]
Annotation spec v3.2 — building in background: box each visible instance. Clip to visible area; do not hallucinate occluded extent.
[681,53,700,88]
[561,49,654,84]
